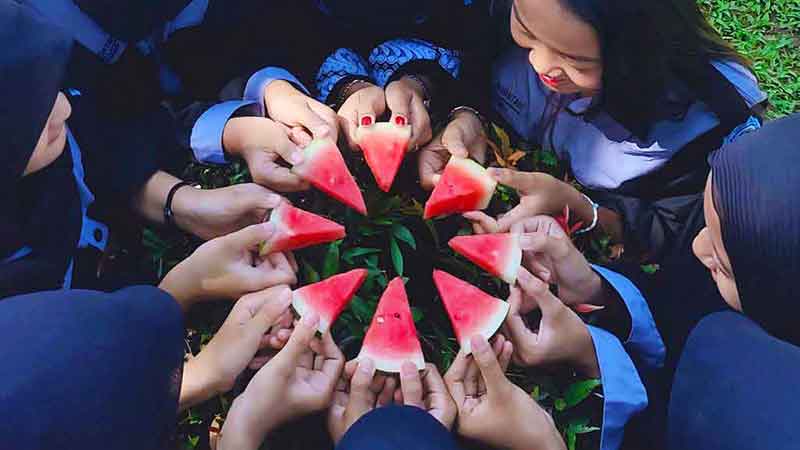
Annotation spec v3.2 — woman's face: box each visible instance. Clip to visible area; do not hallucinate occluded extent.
[511,0,603,96]
[23,92,71,176]
[693,174,742,311]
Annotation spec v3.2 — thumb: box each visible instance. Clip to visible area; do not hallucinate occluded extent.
[469,335,507,394]
[442,124,469,158]
[238,184,284,214]
[296,105,334,142]
[224,222,275,252]
[487,168,535,193]
[245,286,293,339]
[517,267,562,317]
[268,127,304,166]
[273,312,320,369]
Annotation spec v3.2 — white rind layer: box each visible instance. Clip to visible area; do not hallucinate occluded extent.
[460,300,510,355]
[357,347,426,373]
[356,122,412,142]
[449,157,498,209]
[292,292,331,334]
[499,233,523,284]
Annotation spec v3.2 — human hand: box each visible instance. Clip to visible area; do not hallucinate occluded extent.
[392,362,457,430]
[488,168,593,233]
[385,76,432,150]
[172,182,285,241]
[418,110,487,190]
[180,286,294,410]
[337,82,387,151]
[445,335,566,450]
[222,116,310,192]
[159,223,297,308]
[264,80,339,146]
[504,269,600,377]
[327,358,399,444]
[220,313,345,450]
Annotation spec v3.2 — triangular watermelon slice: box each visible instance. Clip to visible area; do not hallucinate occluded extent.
[358,277,425,372]
[448,233,522,284]
[292,139,367,215]
[356,122,411,192]
[423,157,497,219]
[432,270,509,355]
[292,269,368,334]
[259,202,345,255]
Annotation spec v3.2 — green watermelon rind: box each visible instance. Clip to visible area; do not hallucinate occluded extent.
[449,233,522,284]
[356,123,411,192]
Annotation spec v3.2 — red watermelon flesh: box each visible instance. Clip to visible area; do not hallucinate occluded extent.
[358,277,425,372]
[292,139,367,215]
[423,157,497,219]
[292,269,368,334]
[448,233,522,284]
[432,270,509,355]
[259,202,345,255]
[356,122,411,192]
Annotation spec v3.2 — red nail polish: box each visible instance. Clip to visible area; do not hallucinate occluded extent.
[394,115,407,126]
[360,116,373,126]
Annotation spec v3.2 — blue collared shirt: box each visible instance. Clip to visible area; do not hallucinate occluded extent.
[492,47,767,191]
[587,266,666,450]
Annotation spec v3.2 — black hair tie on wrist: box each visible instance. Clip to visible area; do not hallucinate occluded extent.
[163,181,196,228]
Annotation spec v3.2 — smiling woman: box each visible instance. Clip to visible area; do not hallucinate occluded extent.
[490,0,768,262]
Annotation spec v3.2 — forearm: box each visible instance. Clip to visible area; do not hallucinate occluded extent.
[219,394,278,450]
[179,357,221,412]
[132,171,182,225]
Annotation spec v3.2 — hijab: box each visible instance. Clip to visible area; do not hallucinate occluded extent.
[709,113,800,344]
[0,0,83,297]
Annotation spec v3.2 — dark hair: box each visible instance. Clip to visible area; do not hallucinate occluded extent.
[555,0,751,138]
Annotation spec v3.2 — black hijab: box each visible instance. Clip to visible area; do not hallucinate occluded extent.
[0,0,83,297]
[709,113,800,344]
[74,0,192,41]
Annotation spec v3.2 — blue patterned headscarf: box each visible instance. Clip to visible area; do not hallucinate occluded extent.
[709,113,800,343]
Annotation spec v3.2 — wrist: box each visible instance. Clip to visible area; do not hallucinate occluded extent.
[159,259,202,310]
[169,183,201,234]
[221,393,278,450]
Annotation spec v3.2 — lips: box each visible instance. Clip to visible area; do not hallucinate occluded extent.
[539,74,563,88]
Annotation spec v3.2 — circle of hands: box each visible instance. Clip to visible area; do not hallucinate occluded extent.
[159,78,607,450]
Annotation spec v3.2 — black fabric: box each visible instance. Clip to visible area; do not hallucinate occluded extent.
[74,0,191,41]
[709,113,800,345]
[668,311,800,450]
[337,405,464,450]
[588,62,760,263]
[0,0,81,288]
[0,286,185,450]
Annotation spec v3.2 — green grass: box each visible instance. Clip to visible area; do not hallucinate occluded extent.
[701,0,800,118]
[165,2,800,449]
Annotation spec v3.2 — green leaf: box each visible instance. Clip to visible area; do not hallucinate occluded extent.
[389,236,404,276]
[342,247,382,264]
[350,296,376,323]
[554,398,567,412]
[530,385,541,401]
[322,240,342,278]
[373,218,395,226]
[565,429,577,450]
[564,379,602,409]
[302,260,320,284]
[411,307,424,322]
[392,224,417,250]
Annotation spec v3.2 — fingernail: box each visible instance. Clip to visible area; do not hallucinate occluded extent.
[360,115,374,127]
[289,151,304,165]
[400,361,417,378]
[471,335,489,353]
[431,174,441,186]
[265,194,282,207]
[394,115,407,126]
[278,329,292,340]
[302,312,319,326]
[261,222,275,234]
[359,357,375,373]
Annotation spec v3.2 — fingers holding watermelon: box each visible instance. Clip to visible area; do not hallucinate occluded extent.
[337,82,387,151]
[385,76,433,151]
[328,358,384,444]
[393,363,457,430]
[264,80,339,145]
